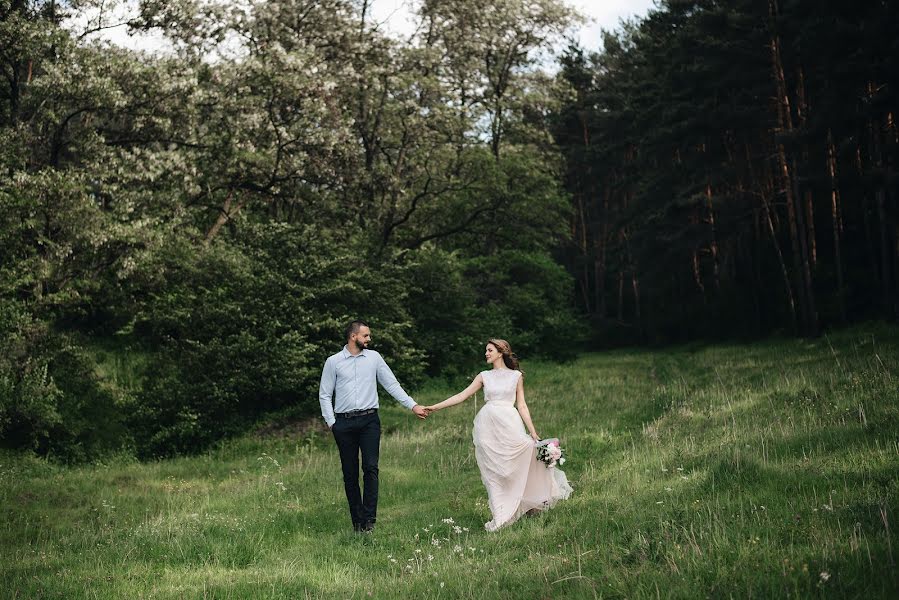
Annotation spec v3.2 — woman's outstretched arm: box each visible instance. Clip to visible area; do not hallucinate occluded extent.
[425,374,484,412]
[515,376,539,441]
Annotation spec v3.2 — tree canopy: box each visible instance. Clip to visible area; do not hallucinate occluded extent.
[0,0,581,460]
[1,0,896,460]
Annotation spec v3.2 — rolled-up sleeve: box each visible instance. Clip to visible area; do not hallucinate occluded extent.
[376,354,416,410]
[319,357,337,427]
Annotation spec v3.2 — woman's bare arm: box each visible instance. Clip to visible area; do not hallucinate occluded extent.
[426,374,484,412]
[515,375,539,440]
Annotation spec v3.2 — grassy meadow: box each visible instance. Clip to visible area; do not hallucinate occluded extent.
[2,325,899,598]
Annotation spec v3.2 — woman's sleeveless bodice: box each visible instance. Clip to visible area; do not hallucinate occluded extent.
[481,368,520,404]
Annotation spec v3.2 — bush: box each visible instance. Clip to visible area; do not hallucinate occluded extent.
[463,250,583,361]
[0,301,131,462]
[1,221,582,460]
[405,247,490,378]
[405,247,583,382]
[126,225,425,458]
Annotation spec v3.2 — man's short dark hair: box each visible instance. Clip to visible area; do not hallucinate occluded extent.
[344,320,370,341]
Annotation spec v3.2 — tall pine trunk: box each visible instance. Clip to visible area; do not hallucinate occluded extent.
[594,183,610,318]
[796,64,817,268]
[705,181,721,290]
[826,130,846,322]
[616,270,624,322]
[575,189,591,313]
[769,0,818,336]
[762,163,798,333]
[746,140,796,332]
[857,143,881,288]
[867,83,894,318]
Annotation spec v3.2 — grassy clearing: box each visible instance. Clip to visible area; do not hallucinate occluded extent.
[2,325,898,598]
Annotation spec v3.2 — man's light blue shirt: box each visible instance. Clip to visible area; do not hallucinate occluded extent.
[318,346,417,427]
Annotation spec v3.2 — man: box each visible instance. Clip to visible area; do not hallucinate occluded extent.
[319,320,427,533]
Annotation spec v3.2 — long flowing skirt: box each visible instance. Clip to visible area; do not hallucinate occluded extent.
[472,402,573,531]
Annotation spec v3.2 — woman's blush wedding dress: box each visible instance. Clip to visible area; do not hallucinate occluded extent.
[472,368,573,531]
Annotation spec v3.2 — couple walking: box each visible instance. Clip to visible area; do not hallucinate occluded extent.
[318,320,572,533]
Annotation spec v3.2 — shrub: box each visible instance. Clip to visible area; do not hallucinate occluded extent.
[0,301,130,462]
[127,225,424,457]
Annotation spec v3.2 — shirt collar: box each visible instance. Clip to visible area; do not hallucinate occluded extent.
[342,345,368,358]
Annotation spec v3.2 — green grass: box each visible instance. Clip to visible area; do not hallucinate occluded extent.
[2,324,898,598]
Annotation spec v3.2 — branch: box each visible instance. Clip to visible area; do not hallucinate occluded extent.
[204,190,244,245]
[404,198,499,250]
[77,21,136,42]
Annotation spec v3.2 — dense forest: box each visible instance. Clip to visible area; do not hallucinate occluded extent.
[555,0,899,342]
[1,0,897,461]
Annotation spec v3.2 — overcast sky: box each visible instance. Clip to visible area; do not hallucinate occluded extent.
[568,0,657,50]
[83,0,658,55]
[370,0,656,52]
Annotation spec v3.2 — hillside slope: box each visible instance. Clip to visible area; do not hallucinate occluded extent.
[2,325,898,598]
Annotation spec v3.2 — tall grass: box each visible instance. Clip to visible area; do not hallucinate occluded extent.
[2,324,897,598]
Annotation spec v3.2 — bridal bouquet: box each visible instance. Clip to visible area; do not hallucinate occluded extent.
[536,438,565,468]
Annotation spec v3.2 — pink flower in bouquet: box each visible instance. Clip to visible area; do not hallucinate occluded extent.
[536,438,565,468]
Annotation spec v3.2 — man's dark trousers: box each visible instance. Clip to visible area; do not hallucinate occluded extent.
[332,411,380,528]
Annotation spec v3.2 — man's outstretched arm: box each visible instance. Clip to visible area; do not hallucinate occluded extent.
[376,355,427,419]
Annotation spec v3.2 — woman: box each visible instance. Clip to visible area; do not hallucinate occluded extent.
[423,339,572,531]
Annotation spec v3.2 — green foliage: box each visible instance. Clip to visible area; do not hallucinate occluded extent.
[123,225,425,457]
[0,299,130,462]
[405,245,582,381]
[404,247,483,378]
[0,0,585,460]
[0,302,63,451]
[464,250,582,360]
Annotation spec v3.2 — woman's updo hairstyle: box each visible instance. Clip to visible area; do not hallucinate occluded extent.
[487,338,522,372]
